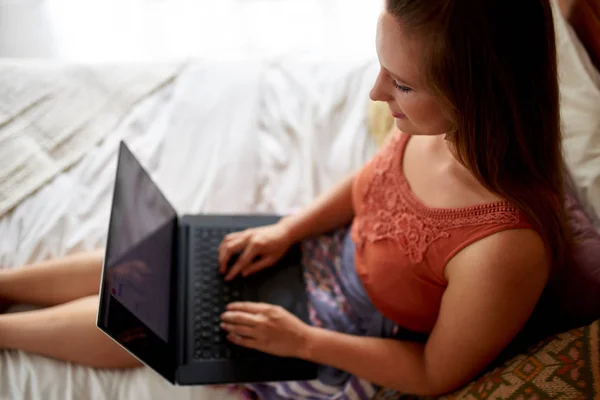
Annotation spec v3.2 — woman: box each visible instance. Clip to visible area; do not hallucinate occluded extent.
[0,0,570,397]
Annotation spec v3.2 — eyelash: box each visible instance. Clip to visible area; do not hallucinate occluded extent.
[392,79,412,93]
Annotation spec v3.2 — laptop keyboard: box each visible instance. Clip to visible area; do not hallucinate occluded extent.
[191,226,255,361]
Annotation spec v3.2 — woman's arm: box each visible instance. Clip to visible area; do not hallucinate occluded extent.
[280,173,356,243]
[301,228,549,396]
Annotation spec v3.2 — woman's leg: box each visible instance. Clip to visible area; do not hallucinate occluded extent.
[0,250,104,306]
[0,295,140,369]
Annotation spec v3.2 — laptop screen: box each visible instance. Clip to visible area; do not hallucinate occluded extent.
[97,142,178,382]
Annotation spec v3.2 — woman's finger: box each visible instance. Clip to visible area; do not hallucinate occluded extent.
[227,333,259,350]
[218,231,243,257]
[218,236,248,274]
[220,323,259,339]
[220,310,263,326]
[223,230,245,242]
[218,237,242,271]
[225,243,258,281]
[226,302,273,314]
[236,239,262,266]
[241,256,276,277]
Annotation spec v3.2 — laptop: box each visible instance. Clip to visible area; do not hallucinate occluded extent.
[96,141,318,385]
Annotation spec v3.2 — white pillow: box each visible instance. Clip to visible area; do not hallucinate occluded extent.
[552,0,600,226]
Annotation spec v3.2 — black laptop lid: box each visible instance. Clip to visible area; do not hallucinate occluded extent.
[97,142,178,383]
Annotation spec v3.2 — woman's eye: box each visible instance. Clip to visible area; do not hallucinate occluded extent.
[392,80,412,93]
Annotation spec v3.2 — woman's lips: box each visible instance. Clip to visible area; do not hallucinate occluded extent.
[391,111,406,119]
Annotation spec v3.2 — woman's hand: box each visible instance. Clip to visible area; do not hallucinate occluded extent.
[220,302,312,358]
[218,223,293,281]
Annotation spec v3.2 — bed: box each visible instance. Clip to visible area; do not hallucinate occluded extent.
[0,0,599,399]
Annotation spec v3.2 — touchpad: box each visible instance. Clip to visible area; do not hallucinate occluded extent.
[252,259,308,321]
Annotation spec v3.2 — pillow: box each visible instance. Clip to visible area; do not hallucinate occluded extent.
[566,0,600,72]
[552,0,600,227]
[367,100,394,148]
[538,173,600,333]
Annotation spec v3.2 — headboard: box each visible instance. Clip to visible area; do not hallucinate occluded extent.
[559,0,600,71]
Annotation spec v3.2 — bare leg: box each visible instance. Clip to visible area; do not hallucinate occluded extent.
[0,295,140,368]
[0,250,104,306]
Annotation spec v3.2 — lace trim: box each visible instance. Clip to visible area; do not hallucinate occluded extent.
[353,133,521,263]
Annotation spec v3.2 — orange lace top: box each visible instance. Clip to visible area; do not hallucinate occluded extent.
[350,132,533,333]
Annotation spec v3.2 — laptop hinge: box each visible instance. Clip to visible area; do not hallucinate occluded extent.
[175,220,189,375]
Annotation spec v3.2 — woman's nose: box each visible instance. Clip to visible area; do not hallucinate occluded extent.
[370,68,393,103]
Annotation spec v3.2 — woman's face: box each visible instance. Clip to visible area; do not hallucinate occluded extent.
[370,11,451,136]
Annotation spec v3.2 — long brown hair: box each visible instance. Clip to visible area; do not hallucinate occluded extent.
[386,0,571,269]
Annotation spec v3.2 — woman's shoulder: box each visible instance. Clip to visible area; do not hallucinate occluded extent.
[445,226,549,285]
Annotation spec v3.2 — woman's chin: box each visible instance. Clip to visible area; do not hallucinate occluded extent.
[394,119,446,137]
[394,118,415,133]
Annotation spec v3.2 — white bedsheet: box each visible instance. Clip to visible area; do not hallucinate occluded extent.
[0,56,379,400]
[0,60,181,218]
